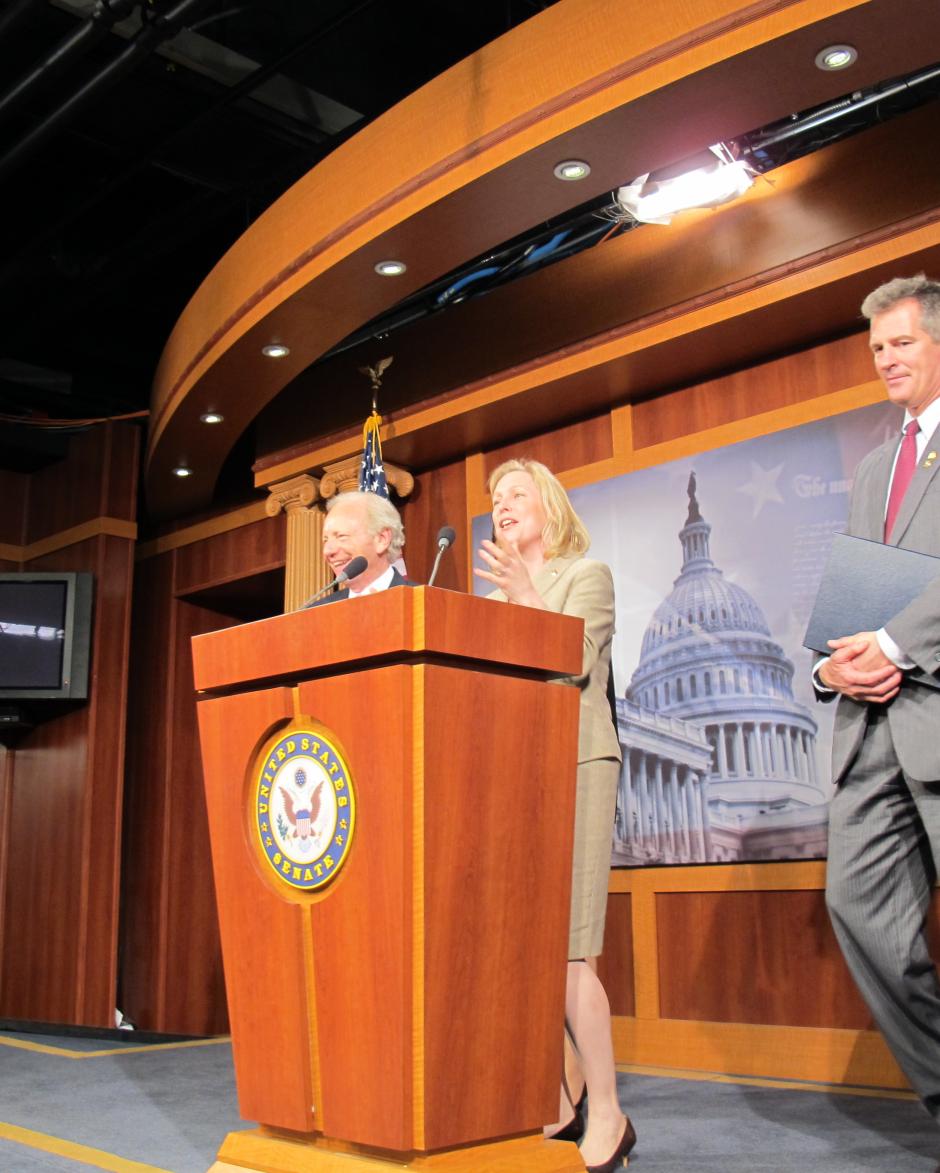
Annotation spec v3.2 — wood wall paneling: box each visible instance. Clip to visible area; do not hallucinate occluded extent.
[0,748,11,972]
[656,889,874,1029]
[0,470,27,547]
[173,513,285,597]
[632,332,876,449]
[597,891,634,1018]
[398,461,468,591]
[120,551,177,1029]
[164,599,235,1035]
[121,551,246,1034]
[23,424,139,545]
[1,706,90,1020]
[121,504,290,1034]
[1,522,136,1026]
[71,534,136,1020]
[258,218,940,490]
[482,416,614,483]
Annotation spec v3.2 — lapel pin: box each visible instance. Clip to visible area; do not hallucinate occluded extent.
[924,451,937,468]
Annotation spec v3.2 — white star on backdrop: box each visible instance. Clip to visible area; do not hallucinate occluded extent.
[737,461,785,517]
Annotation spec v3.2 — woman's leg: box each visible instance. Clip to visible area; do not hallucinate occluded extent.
[566,959,629,1167]
[543,1028,587,1136]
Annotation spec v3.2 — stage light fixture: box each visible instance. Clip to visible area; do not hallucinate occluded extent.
[615,144,754,225]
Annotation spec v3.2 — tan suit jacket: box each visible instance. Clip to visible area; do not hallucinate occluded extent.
[491,554,621,764]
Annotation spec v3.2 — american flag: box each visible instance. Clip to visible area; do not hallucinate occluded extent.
[358,409,388,497]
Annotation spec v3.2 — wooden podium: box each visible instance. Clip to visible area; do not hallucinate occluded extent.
[192,586,587,1173]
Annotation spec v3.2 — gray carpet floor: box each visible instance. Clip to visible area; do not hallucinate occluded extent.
[1,1028,938,1172]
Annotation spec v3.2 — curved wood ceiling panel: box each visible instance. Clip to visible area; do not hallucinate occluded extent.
[146,0,939,517]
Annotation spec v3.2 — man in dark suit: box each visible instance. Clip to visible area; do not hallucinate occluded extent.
[817,274,940,1116]
[310,490,409,606]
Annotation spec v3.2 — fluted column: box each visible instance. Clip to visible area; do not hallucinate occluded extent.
[715,725,729,777]
[673,764,690,860]
[266,473,322,612]
[689,771,707,860]
[805,731,818,785]
[763,723,776,776]
[665,764,679,859]
[697,776,713,860]
[653,757,666,855]
[618,752,635,847]
[636,753,651,853]
[749,723,764,777]
[781,724,794,777]
[734,724,746,776]
[680,770,695,861]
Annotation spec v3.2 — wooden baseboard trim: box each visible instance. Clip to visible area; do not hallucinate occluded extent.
[612,1015,907,1090]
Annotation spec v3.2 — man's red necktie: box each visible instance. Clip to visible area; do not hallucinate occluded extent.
[884,419,920,540]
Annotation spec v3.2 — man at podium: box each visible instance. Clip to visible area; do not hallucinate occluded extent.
[311,491,409,604]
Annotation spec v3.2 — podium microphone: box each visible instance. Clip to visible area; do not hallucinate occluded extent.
[427,526,456,587]
[300,556,369,608]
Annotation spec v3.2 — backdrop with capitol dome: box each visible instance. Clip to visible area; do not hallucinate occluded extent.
[475,399,900,866]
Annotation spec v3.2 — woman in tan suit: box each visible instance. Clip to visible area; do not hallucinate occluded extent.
[475,458,635,1173]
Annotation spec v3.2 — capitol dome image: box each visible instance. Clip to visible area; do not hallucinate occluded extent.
[613,473,828,864]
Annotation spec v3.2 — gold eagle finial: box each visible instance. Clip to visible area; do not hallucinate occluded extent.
[358,356,393,411]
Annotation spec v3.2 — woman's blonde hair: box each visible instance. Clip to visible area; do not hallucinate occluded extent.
[488,458,590,559]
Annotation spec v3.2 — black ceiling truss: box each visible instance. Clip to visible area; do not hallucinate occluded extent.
[0,0,558,434]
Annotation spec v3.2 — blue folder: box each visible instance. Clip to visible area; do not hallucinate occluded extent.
[803,532,940,690]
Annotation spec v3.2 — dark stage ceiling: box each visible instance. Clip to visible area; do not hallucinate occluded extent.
[0,0,556,466]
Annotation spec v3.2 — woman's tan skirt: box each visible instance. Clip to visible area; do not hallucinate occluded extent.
[567,756,620,960]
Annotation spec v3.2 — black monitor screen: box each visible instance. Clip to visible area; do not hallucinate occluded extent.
[0,581,68,690]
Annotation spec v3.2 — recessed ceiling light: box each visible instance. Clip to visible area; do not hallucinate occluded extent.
[553,159,591,181]
[374,259,407,276]
[172,464,193,478]
[261,343,290,358]
[199,411,223,424]
[815,44,857,71]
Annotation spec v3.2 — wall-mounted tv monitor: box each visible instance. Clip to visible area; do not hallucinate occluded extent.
[0,572,94,701]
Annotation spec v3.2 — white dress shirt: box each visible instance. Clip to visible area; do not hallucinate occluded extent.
[347,564,395,598]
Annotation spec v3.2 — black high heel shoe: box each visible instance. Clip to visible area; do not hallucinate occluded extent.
[584,1116,637,1173]
[546,1105,584,1143]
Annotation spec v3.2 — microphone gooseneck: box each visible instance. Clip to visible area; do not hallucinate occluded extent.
[427,525,456,588]
[300,555,369,607]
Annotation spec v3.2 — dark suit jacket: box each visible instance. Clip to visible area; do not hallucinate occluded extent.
[304,566,413,608]
[828,419,940,783]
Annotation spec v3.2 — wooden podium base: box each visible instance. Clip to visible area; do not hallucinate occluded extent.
[210,1129,587,1173]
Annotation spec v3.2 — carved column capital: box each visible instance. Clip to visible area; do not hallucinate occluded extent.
[265,473,320,517]
[319,459,414,500]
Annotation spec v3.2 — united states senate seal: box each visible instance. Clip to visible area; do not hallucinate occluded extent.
[253,727,356,891]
